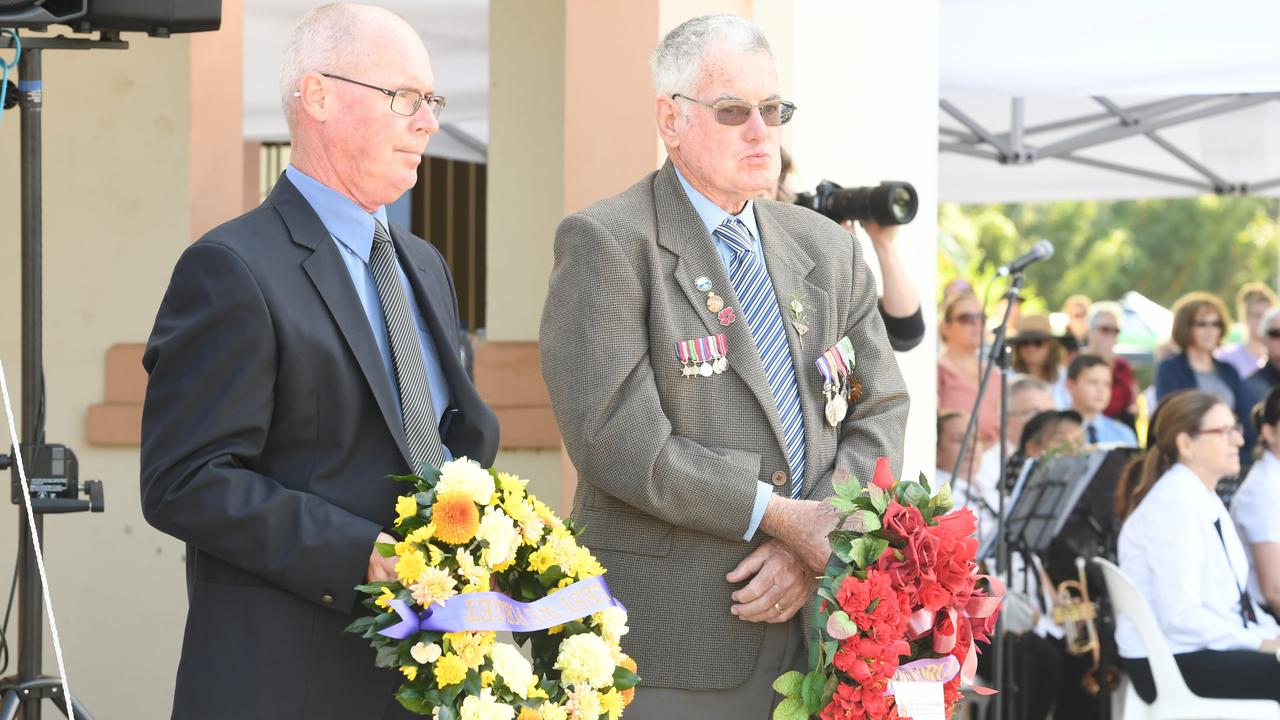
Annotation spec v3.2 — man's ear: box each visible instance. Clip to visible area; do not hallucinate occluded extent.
[656,96,680,147]
[297,72,330,121]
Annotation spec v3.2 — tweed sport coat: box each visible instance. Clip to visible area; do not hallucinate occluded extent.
[540,160,910,690]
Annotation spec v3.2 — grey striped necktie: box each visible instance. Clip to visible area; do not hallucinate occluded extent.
[369,220,446,472]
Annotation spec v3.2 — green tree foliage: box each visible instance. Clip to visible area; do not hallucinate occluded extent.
[939,197,1280,318]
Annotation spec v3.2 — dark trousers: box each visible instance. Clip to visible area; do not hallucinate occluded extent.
[977,632,1062,720]
[1121,650,1280,704]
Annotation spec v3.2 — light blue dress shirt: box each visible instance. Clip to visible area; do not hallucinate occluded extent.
[1083,413,1138,445]
[674,166,779,541]
[285,165,453,458]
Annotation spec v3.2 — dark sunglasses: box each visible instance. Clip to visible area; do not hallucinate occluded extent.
[949,312,986,326]
[1267,329,1280,339]
[1093,326,1120,335]
[671,94,797,127]
[1193,319,1225,329]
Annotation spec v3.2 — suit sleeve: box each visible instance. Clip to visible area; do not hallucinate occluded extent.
[540,213,760,542]
[810,237,911,502]
[140,241,382,613]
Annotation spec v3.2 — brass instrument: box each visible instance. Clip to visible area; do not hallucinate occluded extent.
[1053,557,1119,696]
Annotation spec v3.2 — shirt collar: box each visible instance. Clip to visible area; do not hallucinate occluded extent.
[285,164,390,262]
[673,164,761,246]
[1166,463,1226,521]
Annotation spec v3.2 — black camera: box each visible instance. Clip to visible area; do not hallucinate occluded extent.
[794,180,918,226]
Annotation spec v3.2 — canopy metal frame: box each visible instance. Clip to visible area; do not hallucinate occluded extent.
[939,94,1280,195]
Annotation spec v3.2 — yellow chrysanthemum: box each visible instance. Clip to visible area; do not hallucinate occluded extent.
[496,471,527,495]
[539,703,568,720]
[395,494,419,525]
[555,634,616,689]
[410,566,458,609]
[528,682,548,699]
[395,550,429,586]
[547,624,564,635]
[459,688,516,720]
[425,543,445,567]
[433,490,481,545]
[406,523,436,544]
[527,545,556,574]
[476,507,521,568]
[374,587,396,613]
[571,546,605,580]
[555,577,575,591]
[434,652,468,688]
[598,689,624,720]
[480,670,496,688]
[491,642,534,699]
[517,708,542,720]
[456,549,491,589]
[400,664,418,682]
[446,631,494,670]
[546,527,580,571]
[394,540,416,557]
[531,498,560,526]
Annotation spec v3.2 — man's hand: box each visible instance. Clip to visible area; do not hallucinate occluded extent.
[759,496,838,573]
[726,538,817,623]
[365,531,398,583]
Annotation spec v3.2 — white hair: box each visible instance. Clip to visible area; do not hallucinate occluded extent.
[650,14,774,98]
[280,4,408,130]
[1259,305,1280,335]
[1086,301,1125,331]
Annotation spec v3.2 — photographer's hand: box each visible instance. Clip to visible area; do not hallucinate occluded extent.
[845,219,919,320]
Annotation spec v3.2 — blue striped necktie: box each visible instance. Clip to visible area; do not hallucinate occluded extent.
[715,217,805,498]
[369,220,447,472]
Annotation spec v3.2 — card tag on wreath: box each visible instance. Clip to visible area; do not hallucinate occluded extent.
[887,656,958,719]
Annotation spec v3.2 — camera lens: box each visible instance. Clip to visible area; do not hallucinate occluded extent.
[793,180,918,226]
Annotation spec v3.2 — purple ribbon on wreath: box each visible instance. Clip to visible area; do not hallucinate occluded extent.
[379,575,626,639]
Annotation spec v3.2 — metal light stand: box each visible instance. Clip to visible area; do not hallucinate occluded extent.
[950,272,1024,720]
[0,30,122,720]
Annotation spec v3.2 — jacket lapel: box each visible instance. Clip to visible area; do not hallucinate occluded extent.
[756,205,834,496]
[268,176,416,470]
[654,162,791,461]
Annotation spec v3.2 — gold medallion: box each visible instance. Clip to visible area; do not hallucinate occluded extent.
[706,292,725,313]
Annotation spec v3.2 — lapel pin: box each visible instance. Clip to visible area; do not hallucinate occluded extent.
[706,292,725,314]
[695,276,713,292]
[718,307,736,326]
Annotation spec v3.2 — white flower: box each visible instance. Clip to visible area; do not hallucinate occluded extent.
[459,688,515,720]
[591,606,629,651]
[410,641,442,664]
[437,457,497,505]
[476,507,521,567]
[539,703,568,720]
[554,633,616,689]
[566,685,602,720]
[456,549,490,588]
[490,643,535,698]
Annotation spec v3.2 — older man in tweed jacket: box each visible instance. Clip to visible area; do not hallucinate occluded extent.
[539,14,909,718]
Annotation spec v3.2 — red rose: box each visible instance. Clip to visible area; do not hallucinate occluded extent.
[883,501,925,542]
[918,581,951,612]
[872,456,894,490]
[934,507,977,542]
[905,529,940,581]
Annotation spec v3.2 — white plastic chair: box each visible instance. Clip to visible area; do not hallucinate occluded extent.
[1093,557,1280,720]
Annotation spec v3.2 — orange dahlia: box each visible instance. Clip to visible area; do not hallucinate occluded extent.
[619,656,638,706]
[432,490,480,544]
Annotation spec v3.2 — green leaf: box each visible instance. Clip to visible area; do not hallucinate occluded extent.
[801,670,825,712]
[462,669,482,697]
[823,639,838,664]
[436,705,458,720]
[849,537,872,568]
[389,473,421,485]
[917,470,933,495]
[868,538,890,567]
[344,616,375,635]
[772,697,807,720]
[827,496,857,514]
[772,670,804,698]
[613,666,641,691]
[858,510,882,533]
[899,480,930,508]
[868,484,889,514]
[831,536,854,564]
[415,490,437,507]
[825,610,858,640]
[374,643,401,669]
[375,542,397,558]
[834,480,862,502]
[394,683,429,713]
[815,585,839,607]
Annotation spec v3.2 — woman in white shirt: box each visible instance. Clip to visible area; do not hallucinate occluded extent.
[1233,384,1280,613]
[1114,389,1280,704]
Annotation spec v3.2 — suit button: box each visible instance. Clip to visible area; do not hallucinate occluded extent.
[770,471,788,487]
[321,594,334,605]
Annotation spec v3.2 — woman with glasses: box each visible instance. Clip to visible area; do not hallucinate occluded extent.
[1216,283,1279,380]
[1084,301,1140,431]
[1114,390,1280,706]
[1232,384,1280,616]
[1009,314,1071,409]
[1155,292,1251,462]
[937,291,1001,451]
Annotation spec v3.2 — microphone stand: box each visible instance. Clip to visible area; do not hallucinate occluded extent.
[950,271,1024,720]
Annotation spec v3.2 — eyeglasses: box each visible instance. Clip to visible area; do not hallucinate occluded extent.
[1191,423,1244,439]
[1266,328,1280,339]
[1093,326,1120,335]
[1193,319,1225,330]
[317,73,446,118]
[1018,339,1048,348]
[949,312,986,326]
[671,94,797,126]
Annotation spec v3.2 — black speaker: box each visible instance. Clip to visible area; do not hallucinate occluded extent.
[0,0,89,28]
[0,0,219,36]
[74,0,221,37]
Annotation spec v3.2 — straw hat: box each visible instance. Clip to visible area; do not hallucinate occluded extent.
[1008,313,1058,344]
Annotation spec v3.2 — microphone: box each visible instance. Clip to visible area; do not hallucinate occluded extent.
[997,240,1054,276]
